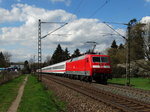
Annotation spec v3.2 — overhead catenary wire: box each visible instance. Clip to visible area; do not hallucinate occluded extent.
[25,1,114,40]
[41,23,68,39]
[50,0,86,34]
[103,22,127,40]
[74,0,85,16]
[43,0,84,34]
[48,0,111,38]
[39,0,125,44]
[58,0,111,37]
[103,21,127,25]
[88,0,110,18]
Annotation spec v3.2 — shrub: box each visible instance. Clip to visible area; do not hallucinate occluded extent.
[0,71,21,84]
[112,66,126,78]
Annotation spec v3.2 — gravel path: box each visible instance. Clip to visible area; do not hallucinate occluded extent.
[7,75,28,112]
[42,77,119,112]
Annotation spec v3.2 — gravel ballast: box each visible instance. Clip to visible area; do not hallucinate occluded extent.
[42,77,119,112]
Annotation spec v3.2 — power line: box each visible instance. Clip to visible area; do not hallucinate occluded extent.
[103,21,127,25]
[55,0,110,35]
[37,20,68,81]
[102,22,127,40]
[88,0,110,18]
[51,34,72,36]
[41,22,66,24]
[41,23,68,39]
[64,0,111,34]
[74,0,85,16]
[98,33,120,35]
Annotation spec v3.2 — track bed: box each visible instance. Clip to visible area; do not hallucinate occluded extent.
[42,75,150,112]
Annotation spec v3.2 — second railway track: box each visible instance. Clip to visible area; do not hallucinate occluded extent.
[93,83,150,104]
[43,75,150,112]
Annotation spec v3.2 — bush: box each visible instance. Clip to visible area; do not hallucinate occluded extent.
[112,66,126,78]
[0,71,21,84]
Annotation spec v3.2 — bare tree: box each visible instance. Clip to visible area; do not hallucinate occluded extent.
[143,22,150,60]
[29,55,36,65]
[3,51,12,64]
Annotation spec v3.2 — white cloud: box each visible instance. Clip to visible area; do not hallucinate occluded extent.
[145,0,150,2]
[0,3,125,62]
[0,0,2,3]
[140,16,150,23]
[50,0,71,6]
[16,0,21,2]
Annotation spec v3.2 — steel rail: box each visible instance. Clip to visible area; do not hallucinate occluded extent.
[43,75,150,112]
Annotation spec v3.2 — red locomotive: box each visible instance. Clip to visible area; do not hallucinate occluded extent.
[41,54,112,84]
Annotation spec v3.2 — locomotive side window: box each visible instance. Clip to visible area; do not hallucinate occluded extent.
[93,57,109,63]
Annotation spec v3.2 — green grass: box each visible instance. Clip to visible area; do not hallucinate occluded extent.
[0,75,26,112]
[17,75,66,112]
[108,78,150,90]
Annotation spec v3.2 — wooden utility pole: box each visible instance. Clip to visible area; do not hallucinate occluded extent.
[126,24,131,86]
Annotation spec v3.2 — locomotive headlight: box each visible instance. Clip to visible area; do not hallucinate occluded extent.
[92,65,100,68]
[104,65,110,68]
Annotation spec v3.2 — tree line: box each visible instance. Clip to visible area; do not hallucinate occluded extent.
[0,51,11,68]
[1,18,149,78]
[29,18,150,75]
[44,44,82,66]
[107,19,150,77]
[108,19,150,65]
[22,45,83,74]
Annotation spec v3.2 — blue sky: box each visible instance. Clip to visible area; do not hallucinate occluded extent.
[0,0,150,62]
[1,0,150,23]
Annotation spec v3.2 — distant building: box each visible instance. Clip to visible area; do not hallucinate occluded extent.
[10,62,24,70]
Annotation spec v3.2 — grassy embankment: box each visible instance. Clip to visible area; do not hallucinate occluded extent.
[0,75,26,112]
[108,78,150,90]
[17,75,66,112]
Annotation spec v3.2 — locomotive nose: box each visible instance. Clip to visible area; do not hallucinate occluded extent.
[92,63,111,73]
[101,63,111,68]
[92,63,110,68]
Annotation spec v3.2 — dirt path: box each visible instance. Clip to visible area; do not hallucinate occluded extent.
[7,75,28,112]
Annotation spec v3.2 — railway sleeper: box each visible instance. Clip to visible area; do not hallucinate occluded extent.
[45,75,150,112]
[115,101,133,105]
[130,106,145,109]
[140,109,150,112]
[45,75,147,112]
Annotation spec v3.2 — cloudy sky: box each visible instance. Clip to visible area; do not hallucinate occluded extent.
[0,0,150,62]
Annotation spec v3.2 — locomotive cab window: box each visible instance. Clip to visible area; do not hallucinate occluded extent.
[101,57,109,62]
[93,57,100,62]
[93,57,109,63]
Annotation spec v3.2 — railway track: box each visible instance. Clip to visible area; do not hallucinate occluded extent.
[109,84,150,94]
[43,75,150,112]
[92,83,150,103]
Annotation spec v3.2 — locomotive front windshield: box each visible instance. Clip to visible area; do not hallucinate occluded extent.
[92,57,109,63]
